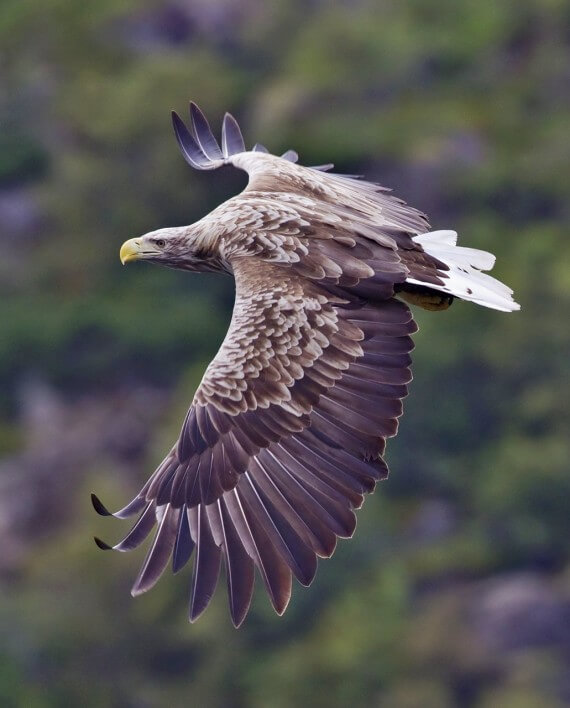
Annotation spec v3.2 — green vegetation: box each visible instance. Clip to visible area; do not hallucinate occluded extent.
[1,0,568,705]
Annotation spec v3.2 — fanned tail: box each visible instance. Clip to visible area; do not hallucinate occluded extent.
[408,230,520,312]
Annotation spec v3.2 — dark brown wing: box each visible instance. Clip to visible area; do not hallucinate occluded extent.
[94,259,416,625]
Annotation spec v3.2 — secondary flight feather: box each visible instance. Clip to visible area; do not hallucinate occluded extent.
[93,102,519,626]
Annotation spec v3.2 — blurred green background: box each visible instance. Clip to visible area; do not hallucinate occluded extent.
[1,0,569,706]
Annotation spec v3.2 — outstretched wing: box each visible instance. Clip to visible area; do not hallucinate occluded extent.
[94,256,417,626]
[172,102,429,234]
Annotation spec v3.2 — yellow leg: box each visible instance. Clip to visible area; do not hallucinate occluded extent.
[398,291,453,311]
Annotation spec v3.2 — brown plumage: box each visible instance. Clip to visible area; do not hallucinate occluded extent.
[95,102,519,626]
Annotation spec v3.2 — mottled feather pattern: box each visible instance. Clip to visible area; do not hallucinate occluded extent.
[94,103,519,626]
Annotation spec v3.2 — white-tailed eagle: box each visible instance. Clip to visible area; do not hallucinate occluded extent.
[93,103,519,626]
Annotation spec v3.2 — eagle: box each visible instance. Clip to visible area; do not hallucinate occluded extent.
[93,103,519,626]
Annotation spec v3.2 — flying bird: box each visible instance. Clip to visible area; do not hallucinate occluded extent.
[93,102,519,626]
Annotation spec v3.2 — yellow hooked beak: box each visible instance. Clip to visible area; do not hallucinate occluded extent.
[120,238,143,265]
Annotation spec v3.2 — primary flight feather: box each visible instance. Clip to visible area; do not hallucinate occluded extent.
[94,102,519,627]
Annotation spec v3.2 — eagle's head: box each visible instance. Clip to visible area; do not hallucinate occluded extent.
[120,226,219,272]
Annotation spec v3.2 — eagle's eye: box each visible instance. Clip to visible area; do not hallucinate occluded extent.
[155,239,166,248]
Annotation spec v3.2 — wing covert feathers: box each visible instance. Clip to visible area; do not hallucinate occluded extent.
[95,102,518,626]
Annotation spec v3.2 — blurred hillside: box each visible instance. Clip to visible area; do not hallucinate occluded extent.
[1,0,569,706]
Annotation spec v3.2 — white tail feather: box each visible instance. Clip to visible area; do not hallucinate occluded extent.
[408,230,520,312]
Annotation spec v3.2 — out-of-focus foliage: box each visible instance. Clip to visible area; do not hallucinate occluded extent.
[1,0,569,706]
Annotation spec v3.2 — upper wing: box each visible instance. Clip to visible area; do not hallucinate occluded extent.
[173,103,447,292]
[172,102,429,233]
[172,103,450,291]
